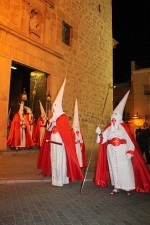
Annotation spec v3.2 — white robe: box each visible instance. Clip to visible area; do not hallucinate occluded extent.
[74,132,83,167]
[50,131,69,186]
[27,114,34,139]
[102,124,135,190]
[75,142,83,167]
[18,117,26,148]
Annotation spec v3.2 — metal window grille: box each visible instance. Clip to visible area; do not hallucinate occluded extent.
[62,21,71,46]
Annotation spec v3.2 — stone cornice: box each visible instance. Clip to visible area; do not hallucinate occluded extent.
[0,24,63,59]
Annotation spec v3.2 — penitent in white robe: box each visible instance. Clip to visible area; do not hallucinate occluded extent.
[18,117,26,148]
[102,124,135,191]
[75,142,83,167]
[74,132,83,167]
[50,131,69,186]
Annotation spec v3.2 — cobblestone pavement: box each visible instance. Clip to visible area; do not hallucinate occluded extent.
[0,182,150,225]
[0,148,150,225]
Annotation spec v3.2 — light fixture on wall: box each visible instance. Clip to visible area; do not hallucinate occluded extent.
[46,91,51,110]
[11,62,17,70]
[46,91,51,106]
[132,112,139,119]
[11,66,17,70]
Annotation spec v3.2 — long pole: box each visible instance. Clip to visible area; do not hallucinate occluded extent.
[31,79,38,113]
[98,84,111,126]
[80,84,112,193]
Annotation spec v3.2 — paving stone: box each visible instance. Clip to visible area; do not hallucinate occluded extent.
[0,149,150,225]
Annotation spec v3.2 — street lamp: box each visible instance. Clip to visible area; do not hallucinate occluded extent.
[46,91,51,119]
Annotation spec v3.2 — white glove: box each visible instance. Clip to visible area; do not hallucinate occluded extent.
[47,117,56,131]
[49,116,55,123]
[95,126,101,144]
[95,126,101,135]
[126,154,132,160]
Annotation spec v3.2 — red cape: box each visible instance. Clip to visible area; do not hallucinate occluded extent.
[71,129,87,168]
[94,122,150,192]
[34,116,45,146]
[38,130,51,176]
[7,113,34,148]
[38,114,84,182]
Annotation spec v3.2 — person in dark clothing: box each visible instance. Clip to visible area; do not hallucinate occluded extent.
[138,122,150,164]
[135,127,142,144]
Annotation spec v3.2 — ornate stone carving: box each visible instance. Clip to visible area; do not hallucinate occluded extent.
[29,8,44,38]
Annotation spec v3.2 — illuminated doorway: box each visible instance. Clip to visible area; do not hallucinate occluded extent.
[9,61,47,121]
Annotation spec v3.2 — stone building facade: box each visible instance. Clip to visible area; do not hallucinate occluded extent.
[0,0,113,150]
[114,62,150,136]
[130,68,150,131]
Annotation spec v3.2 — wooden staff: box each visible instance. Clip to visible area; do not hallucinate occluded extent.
[80,83,114,193]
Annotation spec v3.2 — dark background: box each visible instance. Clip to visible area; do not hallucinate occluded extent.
[112,0,150,83]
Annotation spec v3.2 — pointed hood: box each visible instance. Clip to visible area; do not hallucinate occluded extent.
[111,90,130,131]
[72,99,80,132]
[113,90,130,116]
[24,106,32,114]
[52,79,66,119]
[39,100,46,118]
[53,79,66,107]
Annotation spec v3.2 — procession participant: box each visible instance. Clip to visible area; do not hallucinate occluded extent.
[94,90,150,195]
[34,101,47,147]
[7,101,34,150]
[71,99,86,169]
[137,122,150,164]
[38,79,83,186]
[24,106,36,143]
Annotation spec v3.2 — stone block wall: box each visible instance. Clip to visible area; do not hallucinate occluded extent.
[0,0,113,150]
[132,69,150,121]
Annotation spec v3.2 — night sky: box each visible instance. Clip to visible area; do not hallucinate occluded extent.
[112,0,150,83]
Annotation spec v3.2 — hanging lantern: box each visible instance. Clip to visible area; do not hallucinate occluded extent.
[21,88,27,101]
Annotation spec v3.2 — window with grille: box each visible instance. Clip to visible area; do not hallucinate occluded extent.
[62,21,71,46]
